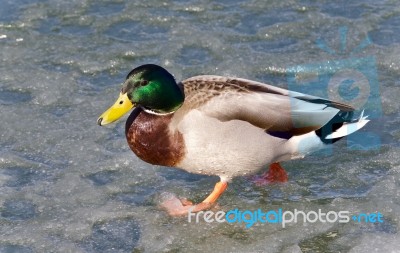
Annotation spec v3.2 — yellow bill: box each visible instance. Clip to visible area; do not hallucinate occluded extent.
[97,92,134,126]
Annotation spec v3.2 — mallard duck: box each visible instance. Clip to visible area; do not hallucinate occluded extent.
[98,64,369,216]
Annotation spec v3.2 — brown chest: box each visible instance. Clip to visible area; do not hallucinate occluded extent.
[125,109,185,167]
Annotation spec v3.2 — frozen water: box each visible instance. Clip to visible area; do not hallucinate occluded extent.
[0,0,400,252]
[82,219,140,253]
[1,199,37,221]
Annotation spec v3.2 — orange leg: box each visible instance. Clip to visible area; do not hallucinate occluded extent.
[251,162,288,186]
[160,181,228,216]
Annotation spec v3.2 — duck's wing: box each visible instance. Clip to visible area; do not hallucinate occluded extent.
[175,75,354,136]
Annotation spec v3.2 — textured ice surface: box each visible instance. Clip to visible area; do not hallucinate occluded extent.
[0,0,400,252]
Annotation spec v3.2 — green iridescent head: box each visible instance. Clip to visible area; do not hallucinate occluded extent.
[98,64,184,125]
[123,64,184,113]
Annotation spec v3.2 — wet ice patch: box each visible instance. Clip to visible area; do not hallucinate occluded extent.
[349,234,400,253]
[3,166,49,188]
[1,199,37,221]
[177,46,213,66]
[105,20,168,42]
[114,184,156,206]
[87,1,125,16]
[85,170,120,186]
[0,244,33,253]
[0,89,32,105]
[83,219,141,253]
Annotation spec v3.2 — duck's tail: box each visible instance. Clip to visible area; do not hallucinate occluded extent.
[324,110,369,140]
[288,111,369,158]
[315,110,370,144]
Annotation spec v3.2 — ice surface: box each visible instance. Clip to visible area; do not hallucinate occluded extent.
[0,0,400,252]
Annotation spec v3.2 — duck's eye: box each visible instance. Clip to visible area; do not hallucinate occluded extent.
[140,80,149,86]
[119,100,123,105]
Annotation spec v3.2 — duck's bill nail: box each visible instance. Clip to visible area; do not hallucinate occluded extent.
[98,92,134,126]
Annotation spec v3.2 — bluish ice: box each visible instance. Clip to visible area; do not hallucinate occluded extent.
[0,0,400,252]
